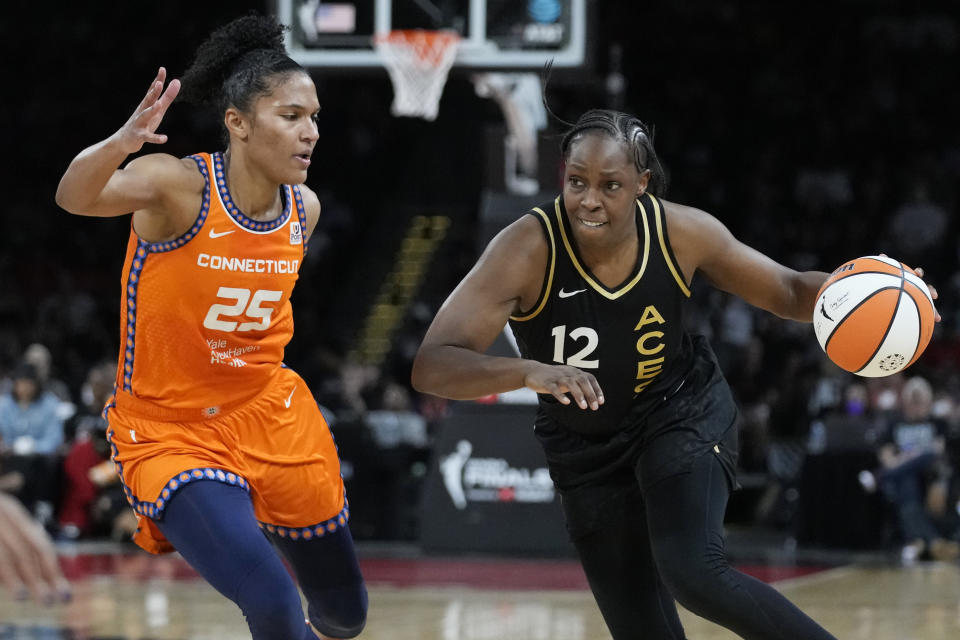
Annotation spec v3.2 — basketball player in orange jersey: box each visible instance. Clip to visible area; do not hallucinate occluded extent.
[55,15,365,640]
[413,110,938,640]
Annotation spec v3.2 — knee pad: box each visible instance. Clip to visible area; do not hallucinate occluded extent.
[305,582,368,639]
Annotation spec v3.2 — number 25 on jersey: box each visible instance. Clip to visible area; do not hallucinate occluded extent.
[203,287,282,332]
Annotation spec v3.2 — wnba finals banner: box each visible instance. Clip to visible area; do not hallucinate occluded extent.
[419,402,571,554]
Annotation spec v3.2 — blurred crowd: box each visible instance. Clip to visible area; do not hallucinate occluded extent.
[0,344,135,542]
[1,3,959,560]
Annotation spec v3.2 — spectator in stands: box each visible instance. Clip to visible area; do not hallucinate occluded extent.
[0,363,65,457]
[859,376,959,562]
[58,361,132,540]
[355,380,431,540]
[22,343,72,404]
[365,380,429,450]
[0,362,66,527]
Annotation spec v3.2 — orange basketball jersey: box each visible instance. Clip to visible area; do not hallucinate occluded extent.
[115,152,308,414]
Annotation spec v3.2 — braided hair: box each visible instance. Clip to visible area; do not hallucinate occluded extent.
[560,109,668,197]
[178,14,306,138]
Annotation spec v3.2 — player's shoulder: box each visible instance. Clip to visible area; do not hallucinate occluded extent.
[124,152,199,175]
[659,197,727,239]
[506,197,563,240]
[532,197,560,215]
[124,153,205,192]
[294,183,321,217]
[659,197,709,222]
[293,183,321,235]
[476,210,550,281]
[470,212,550,299]
[495,209,549,251]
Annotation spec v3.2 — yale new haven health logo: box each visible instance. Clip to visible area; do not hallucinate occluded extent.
[439,440,554,509]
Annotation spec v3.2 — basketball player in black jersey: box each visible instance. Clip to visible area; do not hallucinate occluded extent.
[412,109,938,640]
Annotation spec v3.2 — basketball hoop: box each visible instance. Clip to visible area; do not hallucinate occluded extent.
[374,30,461,121]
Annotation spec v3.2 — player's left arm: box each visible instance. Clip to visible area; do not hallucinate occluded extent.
[664,201,829,322]
[298,184,321,239]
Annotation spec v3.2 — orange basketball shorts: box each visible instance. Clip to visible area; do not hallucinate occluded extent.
[105,367,346,554]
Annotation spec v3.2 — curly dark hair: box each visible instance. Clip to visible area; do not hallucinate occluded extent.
[179,14,306,128]
[560,109,669,197]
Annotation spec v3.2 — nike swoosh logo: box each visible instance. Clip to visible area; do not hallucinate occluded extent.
[284,385,297,408]
[208,228,236,238]
[558,288,587,298]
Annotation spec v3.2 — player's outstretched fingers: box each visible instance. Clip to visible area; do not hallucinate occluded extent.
[561,371,602,410]
[589,376,604,408]
[524,364,602,409]
[569,377,593,410]
[563,379,589,410]
[151,76,181,119]
[120,67,181,152]
[910,266,941,320]
[134,67,167,112]
[572,371,603,410]
[545,380,572,405]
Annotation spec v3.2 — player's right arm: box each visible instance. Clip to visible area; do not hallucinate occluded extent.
[55,68,196,238]
[411,216,604,410]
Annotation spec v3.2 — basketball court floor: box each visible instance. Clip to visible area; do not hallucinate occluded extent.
[2,540,958,639]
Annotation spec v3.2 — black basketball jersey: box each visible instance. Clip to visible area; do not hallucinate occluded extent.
[508,193,695,435]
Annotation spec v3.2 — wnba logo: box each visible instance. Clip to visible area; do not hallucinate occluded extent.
[439,439,554,510]
[528,0,562,23]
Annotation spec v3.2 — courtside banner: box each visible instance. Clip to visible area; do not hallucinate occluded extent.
[419,402,571,554]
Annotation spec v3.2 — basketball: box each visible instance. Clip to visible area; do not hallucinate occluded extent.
[812,255,935,377]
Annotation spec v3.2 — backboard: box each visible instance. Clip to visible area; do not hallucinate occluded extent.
[277,0,586,69]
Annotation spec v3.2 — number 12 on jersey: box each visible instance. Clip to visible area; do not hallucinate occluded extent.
[550,325,599,368]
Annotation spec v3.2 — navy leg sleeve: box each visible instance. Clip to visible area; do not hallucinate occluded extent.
[268,524,368,639]
[155,480,307,640]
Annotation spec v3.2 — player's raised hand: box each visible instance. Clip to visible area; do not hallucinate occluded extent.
[524,362,605,410]
[114,67,181,154]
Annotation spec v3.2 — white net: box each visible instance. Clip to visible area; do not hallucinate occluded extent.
[374,30,461,121]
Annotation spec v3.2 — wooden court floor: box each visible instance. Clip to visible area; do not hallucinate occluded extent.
[1,548,959,639]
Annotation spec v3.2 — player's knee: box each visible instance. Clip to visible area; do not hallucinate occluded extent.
[305,582,368,639]
[237,560,305,639]
[665,576,715,616]
[242,588,305,639]
[657,551,728,616]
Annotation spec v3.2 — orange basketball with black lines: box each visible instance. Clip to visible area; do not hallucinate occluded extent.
[812,255,935,377]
